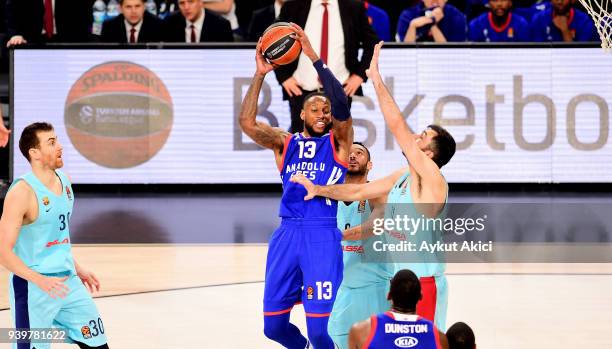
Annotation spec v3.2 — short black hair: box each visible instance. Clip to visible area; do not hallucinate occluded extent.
[427,124,456,168]
[446,322,476,349]
[19,122,54,162]
[389,269,421,311]
[302,92,330,108]
[353,142,371,161]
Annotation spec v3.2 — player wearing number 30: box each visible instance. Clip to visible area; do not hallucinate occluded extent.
[239,24,353,349]
[0,123,109,349]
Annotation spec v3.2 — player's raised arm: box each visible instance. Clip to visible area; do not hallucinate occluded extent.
[291,167,406,202]
[289,23,353,153]
[0,182,69,299]
[367,42,444,185]
[239,39,290,164]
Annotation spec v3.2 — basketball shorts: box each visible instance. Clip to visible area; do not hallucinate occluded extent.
[263,218,343,317]
[417,275,448,332]
[328,282,391,349]
[9,271,108,349]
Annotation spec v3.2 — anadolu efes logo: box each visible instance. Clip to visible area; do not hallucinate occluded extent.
[64,61,173,168]
[394,336,419,348]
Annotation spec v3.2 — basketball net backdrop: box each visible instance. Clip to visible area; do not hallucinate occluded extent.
[579,0,612,51]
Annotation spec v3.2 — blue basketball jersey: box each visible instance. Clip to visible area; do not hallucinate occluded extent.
[365,312,441,349]
[279,132,347,218]
[8,170,76,274]
[468,12,529,42]
[531,7,597,42]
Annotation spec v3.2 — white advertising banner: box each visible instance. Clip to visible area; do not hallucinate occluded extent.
[11,47,612,183]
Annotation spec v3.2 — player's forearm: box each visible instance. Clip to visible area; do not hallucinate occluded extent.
[313,60,350,121]
[239,74,265,129]
[561,29,573,42]
[0,248,44,285]
[202,0,233,14]
[314,183,364,201]
[371,74,412,136]
[404,25,417,43]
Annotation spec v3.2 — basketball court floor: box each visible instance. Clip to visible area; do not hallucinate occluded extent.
[1,192,611,348]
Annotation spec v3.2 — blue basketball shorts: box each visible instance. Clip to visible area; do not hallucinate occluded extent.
[9,271,108,349]
[263,218,343,317]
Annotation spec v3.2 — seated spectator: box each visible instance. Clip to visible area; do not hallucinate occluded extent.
[469,0,529,42]
[6,0,92,47]
[203,0,241,39]
[163,0,234,42]
[514,0,550,22]
[101,0,162,43]
[397,0,467,42]
[531,0,596,42]
[446,322,476,349]
[247,0,283,42]
[365,1,392,41]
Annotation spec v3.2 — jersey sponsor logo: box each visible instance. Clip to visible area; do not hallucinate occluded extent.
[66,186,72,200]
[394,336,419,348]
[46,238,70,248]
[385,323,429,334]
[342,245,364,254]
[81,326,92,339]
[358,200,367,213]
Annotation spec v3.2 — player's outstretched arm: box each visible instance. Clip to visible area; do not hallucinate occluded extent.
[239,39,289,163]
[0,182,70,299]
[367,42,443,184]
[291,167,405,202]
[348,319,372,349]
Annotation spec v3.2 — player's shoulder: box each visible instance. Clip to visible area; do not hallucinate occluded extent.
[350,316,373,336]
[531,7,551,24]
[573,8,592,23]
[444,3,465,18]
[511,12,529,26]
[5,180,35,206]
[470,12,489,26]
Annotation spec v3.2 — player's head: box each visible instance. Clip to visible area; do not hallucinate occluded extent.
[423,0,447,9]
[120,0,146,26]
[178,0,204,23]
[19,122,63,169]
[301,92,332,137]
[446,322,476,349]
[387,269,421,312]
[408,124,456,168]
[489,0,512,18]
[551,0,572,14]
[348,142,372,176]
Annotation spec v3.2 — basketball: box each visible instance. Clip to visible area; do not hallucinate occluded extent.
[64,61,173,169]
[261,22,302,65]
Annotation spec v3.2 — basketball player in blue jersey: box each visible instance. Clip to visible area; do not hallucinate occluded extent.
[239,24,353,349]
[291,42,456,331]
[348,269,448,349]
[329,142,394,349]
[0,122,109,349]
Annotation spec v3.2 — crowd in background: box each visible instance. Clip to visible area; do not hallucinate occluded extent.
[0,0,601,46]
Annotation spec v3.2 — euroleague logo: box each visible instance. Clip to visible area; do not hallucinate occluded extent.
[64,61,173,168]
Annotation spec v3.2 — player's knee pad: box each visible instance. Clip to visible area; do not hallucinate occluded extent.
[75,341,109,349]
[306,316,334,349]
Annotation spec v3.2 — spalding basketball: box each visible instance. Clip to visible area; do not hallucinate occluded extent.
[261,22,302,65]
[64,61,173,169]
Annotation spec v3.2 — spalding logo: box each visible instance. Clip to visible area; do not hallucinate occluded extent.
[394,336,419,348]
[64,61,173,169]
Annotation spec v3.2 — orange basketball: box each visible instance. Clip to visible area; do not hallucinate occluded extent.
[64,61,173,169]
[261,22,302,65]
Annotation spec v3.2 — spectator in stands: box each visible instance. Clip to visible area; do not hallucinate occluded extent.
[365,1,392,41]
[275,0,379,133]
[247,0,284,42]
[446,322,476,349]
[6,0,93,47]
[469,0,529,42]
[163,0,234,42]
[367,0,414,39]
[530,0,596,42]
[398,0,467,42]
[203,0,241,39]
[101,0,162,43]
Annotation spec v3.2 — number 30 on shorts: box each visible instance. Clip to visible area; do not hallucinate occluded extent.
[315,281,332,300]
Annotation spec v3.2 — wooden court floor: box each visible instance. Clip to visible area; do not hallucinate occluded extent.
[1,245,612,348]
